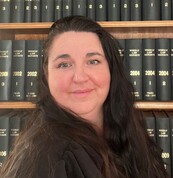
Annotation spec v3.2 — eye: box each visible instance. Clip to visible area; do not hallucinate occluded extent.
[57,62,72,68]
[87,59,100,65]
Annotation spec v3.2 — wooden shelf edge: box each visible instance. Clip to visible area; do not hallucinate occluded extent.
[1,21,173,29]
[0,102,36,109]
[0,101,173,109]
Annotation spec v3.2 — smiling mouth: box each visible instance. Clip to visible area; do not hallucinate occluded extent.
[71,89,93,96]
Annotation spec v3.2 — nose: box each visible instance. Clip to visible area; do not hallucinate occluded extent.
[73,66,89,83]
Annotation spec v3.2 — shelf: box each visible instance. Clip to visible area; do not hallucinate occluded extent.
[0,102,173,110]
[0,21,173,29]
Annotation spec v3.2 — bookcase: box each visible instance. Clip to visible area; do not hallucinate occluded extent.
[0,21,173,110]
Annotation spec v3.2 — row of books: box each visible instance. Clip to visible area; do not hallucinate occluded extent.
[142,110,173,177]
[0,40,42,101]
[0,39,173,102]
[0,0,172,23]
[0,109,28,167]
[118,38,173,101]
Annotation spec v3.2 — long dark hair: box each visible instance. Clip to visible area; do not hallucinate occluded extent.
[1,16,168,178]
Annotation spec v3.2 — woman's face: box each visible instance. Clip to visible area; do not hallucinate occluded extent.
[47,31,110,126]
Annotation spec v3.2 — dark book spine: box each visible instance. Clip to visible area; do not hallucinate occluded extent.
[0,40,12,101]
[73,0,86,16]
[87,0,95,20]
[31,0,40,22]
[0,0,11,23]
[142,0,160,20]
[24,0,32,22]
[54,0,63,20]
[131,0,141,21]
[0,112,10,167]
[142,111,156,141]
[11,40,25,101]
[161,0,172,20]
[108,0,120,21]
[62,0,72,18]
[142,39,156,101]
[96,0,107,21]
[154,111,171,176]
[41,0,54,22]
[125,39,143,100]
[170,39,173,100]
[156,38,171,101]
[25,40,41,101]
[9,112,21,152]
[121,0,130,21]
[10,0,24,22]
[166,111,173,177]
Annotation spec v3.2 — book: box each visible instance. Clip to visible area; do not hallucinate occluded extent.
[166,111,173,177]
[0,40,12,101]
[108,0,120,21]
[125,39,143,100]
[142,0,160,20]
[142,111,156,141]
[0,110,11,167]
[25,40,41,101]
[131,0,141,21]
[11,40,25,101]
[41,0,54,22]
[95,0,107,21]
[10,0,24,22]
[86,0,95,20]
[24,0,32,22]
[156,38,171,101]
[170,39,173,100]
[73,0,86,16]
[161,0,172,20]
[63,0,72,18]
[54,0,63,20]
[121,0,130,21]
[154,111,171,176]
[0,0,11,23]
[31,0,40,22]
[142,39,156,101]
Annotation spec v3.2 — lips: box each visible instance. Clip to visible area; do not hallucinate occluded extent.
[71,89,93,96]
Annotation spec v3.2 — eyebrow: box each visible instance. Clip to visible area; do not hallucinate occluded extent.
[53,52,104,61]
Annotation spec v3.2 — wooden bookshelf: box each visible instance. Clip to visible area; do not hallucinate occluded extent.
[0,102,173,110]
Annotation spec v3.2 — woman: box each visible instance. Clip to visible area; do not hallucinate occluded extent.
[1,16,168,178]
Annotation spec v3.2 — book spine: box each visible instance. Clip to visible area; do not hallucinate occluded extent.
[9,112,21,152]
[0,0,11,23]
[156,38,171,101]
[25,40,41,101]
[130,0,142,21]
[24,0,32,22]
[54,0,63,20]
[96,0,107,21]
[142,0,160,20]
[108,0,120,21]
[154,111,171,176]
[41,0,54,22]
[73,0,87,16]
[161,0,172,20]
[121,0,130,21]
[31,0,40,22]
[87,0,95,20]
[170,39,173,100]
[125,39,143,100]
[0,112,10,167]
[0,40,12,101]
[11,40,25,101]
[62,0,72,18]
[10,0,24,22]
[142,111,156,141]
[142,39,156,101]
